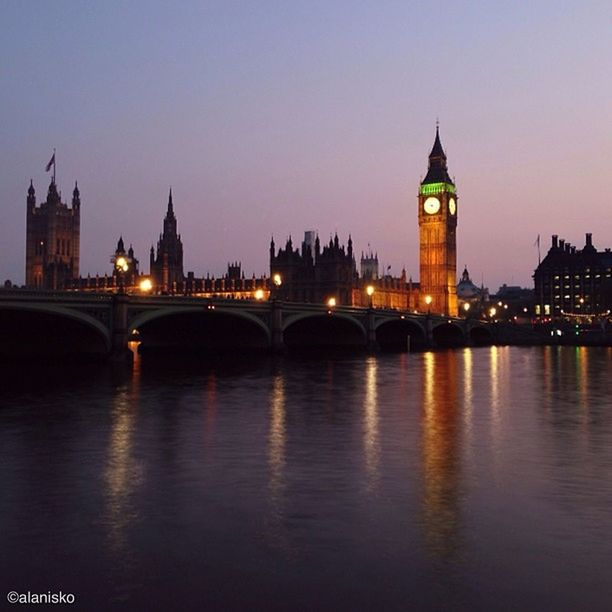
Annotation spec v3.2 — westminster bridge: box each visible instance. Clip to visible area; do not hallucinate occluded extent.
[0,290,497,360]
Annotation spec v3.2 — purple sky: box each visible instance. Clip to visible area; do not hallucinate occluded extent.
[2,1,611,291]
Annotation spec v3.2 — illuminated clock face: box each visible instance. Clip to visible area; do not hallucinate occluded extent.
[423,197,440,215]
[449,197,456,215]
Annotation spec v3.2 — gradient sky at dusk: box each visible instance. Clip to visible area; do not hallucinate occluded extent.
[2,1,611,291]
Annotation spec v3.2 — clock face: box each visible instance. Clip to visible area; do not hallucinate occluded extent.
[423,197,440,215]
[449,197,456,215]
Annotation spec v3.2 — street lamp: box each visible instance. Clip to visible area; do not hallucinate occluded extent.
[113,254,131,293]
[489,307,497,319]
[254,288,265,300]
[273,273,282,287]
[139,278,153,293]
[463,302,471,317]
[366,285,374,308]
[327,297,337,308]
[425,294,432,314]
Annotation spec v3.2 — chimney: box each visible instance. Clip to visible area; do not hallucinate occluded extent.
[559,238,565,250]
[586,233,593,248]
[565,242,571,253]
[552,235,558,248]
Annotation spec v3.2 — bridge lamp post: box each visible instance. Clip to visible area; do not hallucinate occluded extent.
[425,294,432,314]
[113,255,131,294]
[272,273,282,300]
[327,297,336,314]
[139,278,153,293]
[366,285,375,308]
[463,302,471,318]
[254,288,265,301]
[489,307,497,320]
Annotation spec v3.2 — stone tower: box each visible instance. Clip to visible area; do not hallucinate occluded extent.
[418,127,458,316]
[150,189,184,292]
[25,178,80,289]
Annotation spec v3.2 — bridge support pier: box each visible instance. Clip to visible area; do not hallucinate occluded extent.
[425,315,435,349]
[271,299,285,353]
[110,293,132,362]
[366,308,378,352]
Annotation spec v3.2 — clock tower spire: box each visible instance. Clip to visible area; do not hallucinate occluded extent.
[418,126,458,316]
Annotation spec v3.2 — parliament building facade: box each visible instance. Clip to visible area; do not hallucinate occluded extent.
[28,129,462,315]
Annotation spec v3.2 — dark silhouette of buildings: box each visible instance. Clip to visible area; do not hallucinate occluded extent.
[269,233,357,303]
[534,233,612,317]
[25,178,80,289]
[150,190,184,293]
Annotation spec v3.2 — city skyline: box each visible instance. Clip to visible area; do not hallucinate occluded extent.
[2,1,611,290]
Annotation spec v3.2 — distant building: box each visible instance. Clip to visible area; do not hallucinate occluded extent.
[490,284,533,320]
[361,248,379,280]
[456,266,488,315]
[533,233,612,317]
[25,178,80,289]
[150,190,184,293]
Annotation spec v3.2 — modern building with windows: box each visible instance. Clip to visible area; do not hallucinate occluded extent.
[533,234,612,317]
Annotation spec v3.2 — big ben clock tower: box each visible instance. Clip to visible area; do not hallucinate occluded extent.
[418,126,458,316]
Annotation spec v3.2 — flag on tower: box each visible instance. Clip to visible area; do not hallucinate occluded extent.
[45,153,55,172]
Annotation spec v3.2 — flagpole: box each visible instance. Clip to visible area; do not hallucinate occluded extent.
[53,148,56,184]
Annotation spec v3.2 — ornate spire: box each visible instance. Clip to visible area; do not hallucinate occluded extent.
[422,125,453,185]
[28,179,35,197]
[167,188,174,215]
[72,181,81,207]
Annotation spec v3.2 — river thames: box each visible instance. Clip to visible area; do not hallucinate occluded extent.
[1,345,611,610]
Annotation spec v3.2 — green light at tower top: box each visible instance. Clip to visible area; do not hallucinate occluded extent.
[419,182,456,196]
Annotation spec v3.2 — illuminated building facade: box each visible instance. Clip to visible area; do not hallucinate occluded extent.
[534,233,612,317]
[418,127,458,316]
[25,178,80,289]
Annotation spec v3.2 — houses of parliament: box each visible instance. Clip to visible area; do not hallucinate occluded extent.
[25,129,460,316]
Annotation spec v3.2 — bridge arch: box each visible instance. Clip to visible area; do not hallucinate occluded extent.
[374,317,427,351]
[129,306,271,353]
[0,303,111,359]
[468,324,494,346]
[432,321,466,348]
[283,311,367,349]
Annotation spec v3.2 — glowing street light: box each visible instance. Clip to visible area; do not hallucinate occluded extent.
[489,307,497,318]
[425,294,432,314]
[366,285,374,308]
[254,288,265,300]
[112,253,132,294]
[463,302,471,316]
[139,278,153,293]
[327,297,337,308]
[115,256,129,273]
[273,273,282,287]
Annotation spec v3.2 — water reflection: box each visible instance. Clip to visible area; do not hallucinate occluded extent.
[268,372,286,503]
[266,371,289,553]
[421,351,461,560]
[363,357,380,492]
[463,348,473,437]
[104,385,142,555]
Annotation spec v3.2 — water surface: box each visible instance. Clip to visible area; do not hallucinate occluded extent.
[1,346,611,610]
